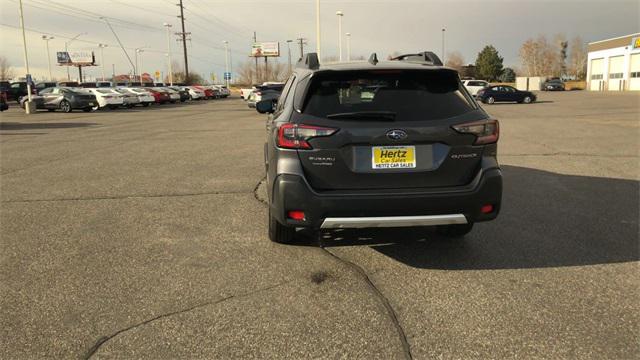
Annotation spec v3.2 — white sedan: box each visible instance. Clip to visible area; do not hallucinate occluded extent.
[123,87,155,107]
[86,88,125,110]
[462,80,490,97]
[185,86,205,100]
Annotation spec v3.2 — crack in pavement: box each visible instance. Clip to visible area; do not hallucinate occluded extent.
[252,178,413,360]
[2,190,252,203]
[84,281,290,359]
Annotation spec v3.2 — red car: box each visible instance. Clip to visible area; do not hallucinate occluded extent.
[193,85,214,100]
[146,88,170,104]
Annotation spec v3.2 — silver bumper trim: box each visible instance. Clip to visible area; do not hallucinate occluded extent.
[320,214,467,229]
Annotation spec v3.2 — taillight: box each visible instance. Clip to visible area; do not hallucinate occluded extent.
[277,123,338,149]
[452,119,499,145]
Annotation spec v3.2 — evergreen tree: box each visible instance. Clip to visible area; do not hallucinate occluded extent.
[475,45,504,81]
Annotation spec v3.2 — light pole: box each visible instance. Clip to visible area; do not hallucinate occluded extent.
[163,23,173,85]
[286,40,293,73]
[42,35,54,81]
[223,40,229,87]
[316,0,321,60]
[97,43,107,81]
[65,32,87,80]
[345,32,351,61]
[441,28,445,63]
[336,10,343,61]
[134,47,147,82]
[18,0,33,113]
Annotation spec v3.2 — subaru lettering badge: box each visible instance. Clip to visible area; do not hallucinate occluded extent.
[386,129,408,141]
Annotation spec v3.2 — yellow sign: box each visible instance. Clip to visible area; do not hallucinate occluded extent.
[633,37,640,49]
[372,146,416,169]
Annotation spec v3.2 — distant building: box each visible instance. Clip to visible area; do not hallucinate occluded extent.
[586,33,640,91]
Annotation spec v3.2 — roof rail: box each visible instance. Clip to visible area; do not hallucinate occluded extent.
[296,52,320,70]
[390,51,443,66]
[368,53,379,65]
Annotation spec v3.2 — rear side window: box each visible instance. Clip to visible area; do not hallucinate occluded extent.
[302,70,476,121]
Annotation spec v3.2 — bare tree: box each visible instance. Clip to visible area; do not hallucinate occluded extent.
[568,36,587,80]
[0,56,14,80]
[445,51,465,72]
[235,59,288,85]
[519,34,564,77]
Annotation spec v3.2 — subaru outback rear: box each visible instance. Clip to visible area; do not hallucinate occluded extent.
[261,52,502,243]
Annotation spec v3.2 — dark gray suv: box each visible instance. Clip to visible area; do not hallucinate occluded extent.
[259,52,502,243]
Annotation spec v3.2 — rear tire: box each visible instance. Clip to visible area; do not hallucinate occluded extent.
[523,96,533,104]
[268,208,295,244]
[59,100,72,113]
[485,96,495,104]
[436,222,474,238]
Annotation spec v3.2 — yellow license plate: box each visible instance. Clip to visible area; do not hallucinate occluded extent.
[372,146,416,169]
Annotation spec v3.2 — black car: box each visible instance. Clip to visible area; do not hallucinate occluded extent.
[542,79,565,91]
[258,52,502,243]
[37,87,97,112]
[476,85,536,104]
[169,86,190,102]
[7,81,32,102]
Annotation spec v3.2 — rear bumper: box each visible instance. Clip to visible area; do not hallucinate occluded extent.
[270,168,503,229]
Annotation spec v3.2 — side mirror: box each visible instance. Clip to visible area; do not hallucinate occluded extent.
[256,99,276,114]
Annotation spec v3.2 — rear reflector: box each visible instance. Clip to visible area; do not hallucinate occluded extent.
[452,119,499,145]
[481,204,494,214]
[287,210,305,221]
[277,123,338,149]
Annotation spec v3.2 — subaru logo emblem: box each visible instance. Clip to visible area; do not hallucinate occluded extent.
[386,129,408,141]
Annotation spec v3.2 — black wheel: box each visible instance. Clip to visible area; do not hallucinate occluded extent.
[485,96,495,104]
[268,208,295,244]
[59,100,72,113]
[523,96,533,104]
[436,222,474,238]
[82,108,92,112]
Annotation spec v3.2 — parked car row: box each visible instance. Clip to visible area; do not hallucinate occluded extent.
[241,83,285,108]
[462,79,537,104]
[2,81,231,113]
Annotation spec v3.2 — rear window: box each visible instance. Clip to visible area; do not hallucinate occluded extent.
[302,70,476,121]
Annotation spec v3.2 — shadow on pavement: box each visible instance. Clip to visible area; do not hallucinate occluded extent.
[0,122,99,130]
[318,165,639,270]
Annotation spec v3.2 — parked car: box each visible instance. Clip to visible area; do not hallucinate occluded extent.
[248,84,284,108]
[240,87,255,100]
[462,79,490,96]
[476,85,536,104]
[160,87,181,103]
[193,85,214,100]
[258,52,502,243]
[123,87,155,106]
[184,86,205,100]
[0,90,8,111]
[114,88,141,108]
[37,87,97,112]
[86,88,125,110]
[19,95,46,109]
[146,88,171,104]
[542,79,565,91]
[7,81,31,102]
[168,86,190,102]
[57,81,79,87]
[216,85,231,98]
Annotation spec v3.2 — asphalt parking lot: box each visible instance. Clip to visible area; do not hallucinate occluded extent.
[1,92,638,359]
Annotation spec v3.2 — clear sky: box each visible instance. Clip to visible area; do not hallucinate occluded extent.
[1,0,638,82]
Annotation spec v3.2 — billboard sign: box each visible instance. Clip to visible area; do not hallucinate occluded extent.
[251,42,279,57]
[57,51,95,65]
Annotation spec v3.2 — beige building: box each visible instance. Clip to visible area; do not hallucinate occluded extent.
[587,33,640,91]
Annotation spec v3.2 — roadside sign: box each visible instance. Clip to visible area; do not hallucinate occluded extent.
[224,72,231,80]
[154,71,161,80]
[251,42,280,57]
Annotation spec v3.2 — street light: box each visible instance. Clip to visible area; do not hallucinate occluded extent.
[286,40,293,73]
[345,32,351,61]
[223,40,229,87]
[163,23,173,85]
[316,0,321,60]
[135,48,145,82]
[336,10,344,61]
[65,32,87,80]
[97,43,108,81]
[42,35,54,81]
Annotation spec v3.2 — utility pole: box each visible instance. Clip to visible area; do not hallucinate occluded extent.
[253,31,258,85]
[286,40,293,73]
[18,0,33,113]
[336,10,343,61]
[316,0,321,61]
[441,28,446,63]
[297,37,306,59]
[42,35,54,81]
[223,40,229,87]
[98,43,107,81]
[177,0,189,83]
[163,23,173,85]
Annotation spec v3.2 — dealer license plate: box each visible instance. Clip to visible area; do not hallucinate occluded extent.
[372,146,416,169]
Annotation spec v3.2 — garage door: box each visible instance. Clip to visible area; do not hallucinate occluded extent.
[608,56,624,91]
[590,58,604,91]
[630,53,640,91]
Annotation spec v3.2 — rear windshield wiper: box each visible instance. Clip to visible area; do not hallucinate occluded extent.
[326,111,396,121]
